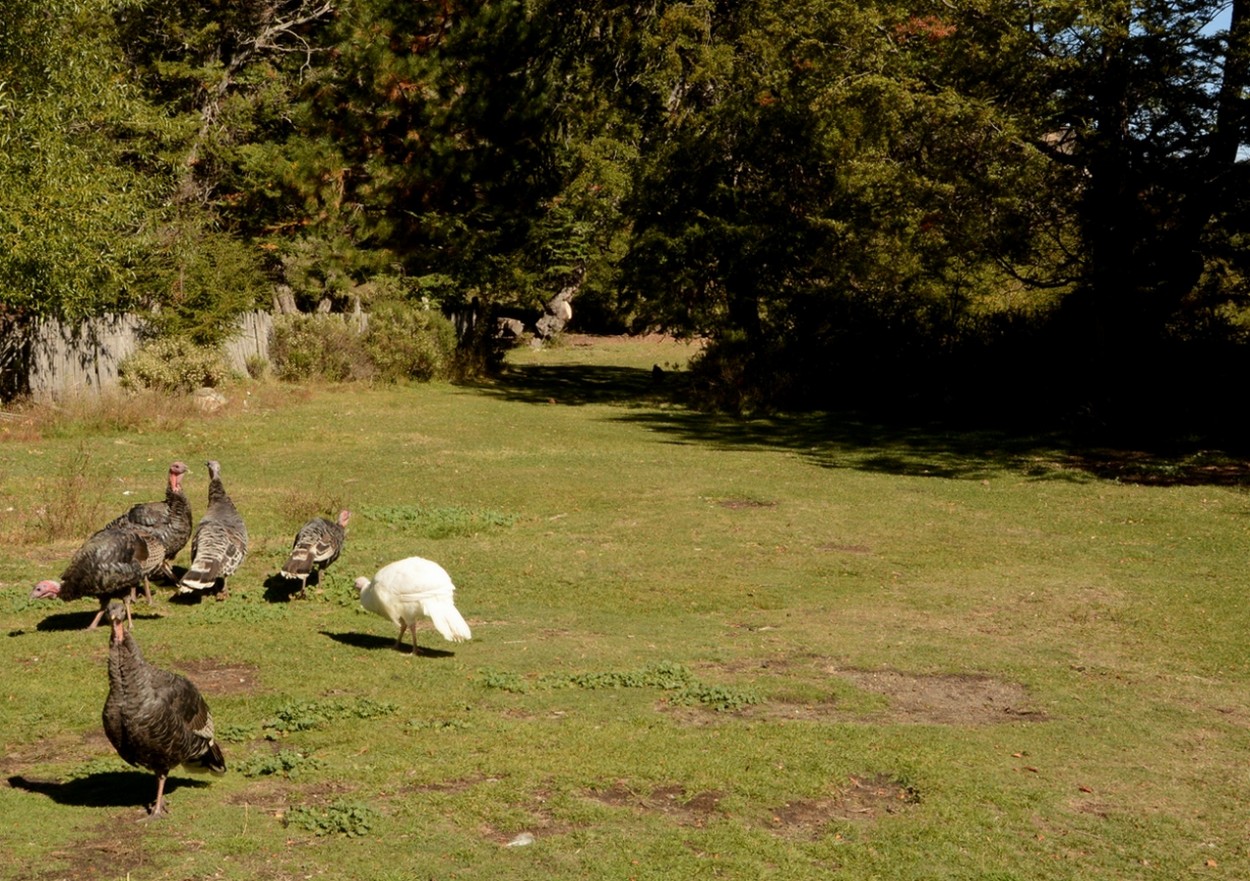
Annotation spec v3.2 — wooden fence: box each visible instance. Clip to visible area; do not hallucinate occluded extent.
[17,311,276,400]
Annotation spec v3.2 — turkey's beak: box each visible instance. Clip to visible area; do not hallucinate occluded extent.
[29,582,58,600]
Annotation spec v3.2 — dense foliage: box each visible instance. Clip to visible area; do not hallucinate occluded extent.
[3,0,1248,435]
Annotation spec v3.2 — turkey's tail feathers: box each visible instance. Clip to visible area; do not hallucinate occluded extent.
[425,597,472,643]
[280,547,314,579]
[177,559,221,593]
[183,740,227,775]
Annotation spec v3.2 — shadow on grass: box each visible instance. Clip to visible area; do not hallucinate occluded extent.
[31,610,100,632]
[262,572,306,603]
[469,364,671,408]
[17,604,169,634]
[8,771,209,809]
[320,630,456,658]
[477,362,1250,487]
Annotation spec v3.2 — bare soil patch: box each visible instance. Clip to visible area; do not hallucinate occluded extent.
[814,542,873,554]
[412,774,498,794]
[1,730,112,777]
[229,778,359,817]
[831,668,1043,725]
[30,813,157,880]
[586,782,725,827]
[718,498,777,509]
[671,660,1043,726]
[765,773,919,838]
[173,658,262,695]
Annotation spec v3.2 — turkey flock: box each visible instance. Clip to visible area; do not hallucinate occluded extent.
[25,459,471,819]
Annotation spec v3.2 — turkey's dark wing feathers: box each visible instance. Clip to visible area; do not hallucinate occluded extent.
[104,501,164,531]
[281,518,344,578]
[104,479,192,566]
[60,526,165,602]
[104,631,226,778]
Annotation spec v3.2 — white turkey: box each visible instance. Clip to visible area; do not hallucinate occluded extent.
[279,509,350,597]
[101,600,226,818]
[177,460,248,597]
[30,524,166,629]
[103,460,192,600]
[354,556,472,654]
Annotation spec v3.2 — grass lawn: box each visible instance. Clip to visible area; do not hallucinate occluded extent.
[2,333,1249,880]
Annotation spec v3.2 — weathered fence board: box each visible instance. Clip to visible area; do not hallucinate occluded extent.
[20,311,277,400]
[29,313,146,400]
[221,311,273,374]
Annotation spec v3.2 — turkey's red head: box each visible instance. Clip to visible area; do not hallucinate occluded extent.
[29,580,60,600]
[353,577,370,595]
[338,509,351,527]
[169,461,189,492]
[106,600,128,640]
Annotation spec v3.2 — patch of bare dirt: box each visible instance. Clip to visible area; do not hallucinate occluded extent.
[586,782,725,827]
[412,774,498,794]
[718,498,777,509]
[814,542,873,554]
[582,776,914,839]
[765,774,919,839]
[1070,797,1115,818]
[173,658,262,695]
[2,730,112,778]
[30,813,158,880]
[229,779,359,819]
[832,668,1044,725]
[667,660,1044,726]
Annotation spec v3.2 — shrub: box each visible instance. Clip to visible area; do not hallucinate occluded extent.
[237,749,323,779]
[285,800,378,838]
[29,445,108,541]
[362,300,457,382]
[119,337,231,394]
[269,314,373,382]
[244,354,269,380]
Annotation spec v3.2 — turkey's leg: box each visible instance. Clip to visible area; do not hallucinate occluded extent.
[144,774,171,819]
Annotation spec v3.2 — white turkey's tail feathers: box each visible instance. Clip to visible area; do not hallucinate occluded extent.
[359,555,472,647]
[423,596,472,643]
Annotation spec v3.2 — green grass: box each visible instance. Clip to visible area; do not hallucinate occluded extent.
[2,334,1250,879]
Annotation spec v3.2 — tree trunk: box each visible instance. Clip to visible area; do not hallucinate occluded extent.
[535,269,583,339]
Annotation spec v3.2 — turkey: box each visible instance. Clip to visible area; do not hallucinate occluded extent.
[354,556,472,654]
[101,600,226,818]
[103,460,192,600]
[177,460,247,597]
[279,509,350,598]
[30,524,166,629]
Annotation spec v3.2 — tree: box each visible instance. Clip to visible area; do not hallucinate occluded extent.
[0,0,162,322]
[1026,0,1250,423]
[617,0,1061,411]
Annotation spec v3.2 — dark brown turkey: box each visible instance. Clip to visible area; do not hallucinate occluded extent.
[30,524,166,629]
[102,601,226,818]
[177,460,247,597]
[103,461,192,600]
[279,509,350,597]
